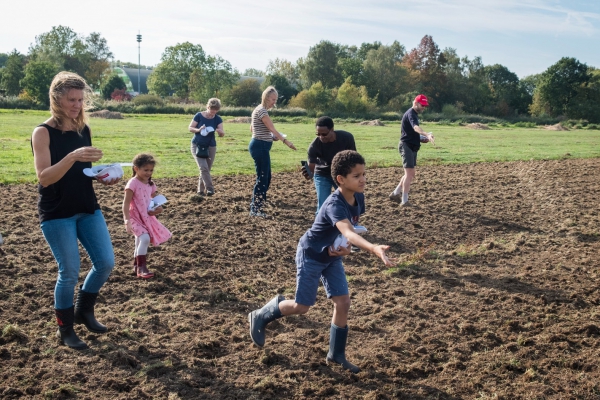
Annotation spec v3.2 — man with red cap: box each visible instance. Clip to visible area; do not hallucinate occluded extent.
[389,94,435,206]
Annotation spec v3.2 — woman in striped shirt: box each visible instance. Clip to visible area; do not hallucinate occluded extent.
[248,86,296,217]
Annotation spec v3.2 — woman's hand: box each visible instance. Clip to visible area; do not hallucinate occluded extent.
[70,146,103,163]
[148,206,163,216]
[97,177,121,186]
[283,139,297,150]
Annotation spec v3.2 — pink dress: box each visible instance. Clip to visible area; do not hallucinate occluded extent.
[125,178,172,246]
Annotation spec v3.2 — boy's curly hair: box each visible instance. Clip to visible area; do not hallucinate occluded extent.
[331,150,365,183]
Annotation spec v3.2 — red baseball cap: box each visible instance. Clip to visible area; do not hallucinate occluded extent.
[415,94,429,106]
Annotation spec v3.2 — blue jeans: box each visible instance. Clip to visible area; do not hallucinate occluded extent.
[40,209,115,309]
[248,138,272,212]
[314,173,337,213]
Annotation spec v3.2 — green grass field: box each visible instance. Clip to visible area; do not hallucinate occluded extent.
[2,109,600,184]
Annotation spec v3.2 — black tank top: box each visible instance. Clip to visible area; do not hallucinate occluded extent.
[33,124,100,223]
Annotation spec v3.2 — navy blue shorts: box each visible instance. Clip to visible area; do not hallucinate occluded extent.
[294,247,349,306]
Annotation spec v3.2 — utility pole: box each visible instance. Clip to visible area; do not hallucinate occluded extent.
[136,32,142,94]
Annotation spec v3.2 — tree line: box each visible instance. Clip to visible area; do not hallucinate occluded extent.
[1,26,599,122]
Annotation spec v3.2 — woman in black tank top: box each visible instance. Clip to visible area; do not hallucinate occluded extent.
[31,71,121,350]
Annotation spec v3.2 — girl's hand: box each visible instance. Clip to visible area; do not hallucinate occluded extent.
[148,206,163,216]
[371,244,396,266]
[328,243,351,257]
[125,220,133,234]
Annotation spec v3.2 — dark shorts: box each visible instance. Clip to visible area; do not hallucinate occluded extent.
[399,142,418,168]
[294,247,348,306]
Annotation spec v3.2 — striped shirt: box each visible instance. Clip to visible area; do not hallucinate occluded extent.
[251,105,273,141]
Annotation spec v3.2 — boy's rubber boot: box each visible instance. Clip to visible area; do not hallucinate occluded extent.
[55,306,88,350]
[74,286,107,333]
[326,323,360,373]
[136,255,154,278]
[248,294,285,347]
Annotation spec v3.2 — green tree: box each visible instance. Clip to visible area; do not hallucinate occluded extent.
[262,74,297,104]
[1,50,26,96]
[228,78,262,106]
[484,64,531,115]
[362,42,407,106]
[28,26,112,88]
[289,82,332,113]
[336,77,374,114]
[20,60,57,105]
[0,53,8,68]
[265,58,299,88]
[299,41,344,89]
[189,55,239,102]
[100,74,126,100]
[147,42,207,98]
[530,57,589,118]
[242,68,264,77]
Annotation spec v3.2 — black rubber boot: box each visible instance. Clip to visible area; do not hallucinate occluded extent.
[248,294,285,347]
[55,306,88,350]
[326,323,360,373]
[74,286,107,334]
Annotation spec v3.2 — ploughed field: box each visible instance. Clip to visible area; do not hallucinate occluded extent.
[1,159,599,399]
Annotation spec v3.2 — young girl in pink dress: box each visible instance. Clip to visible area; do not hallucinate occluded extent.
[122,154,171,278]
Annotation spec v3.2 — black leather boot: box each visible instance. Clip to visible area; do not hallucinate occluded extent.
[74,286,107,333]
[55,306,88,350]
[248,294,285,347]
[326,323,360,373]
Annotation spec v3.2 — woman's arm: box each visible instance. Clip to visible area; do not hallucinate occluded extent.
[216,122,225,137]
[260,115,297,150]
[122,188,134,234]
[32,126,103,187]
[189,118,206,134]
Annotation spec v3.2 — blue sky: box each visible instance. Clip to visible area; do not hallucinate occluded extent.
[1,0,598,78]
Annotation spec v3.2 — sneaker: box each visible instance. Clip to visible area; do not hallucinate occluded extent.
[206,190,215,196]
[400,201,413,207]
[351,245,360,252]
[389,192,402,203]
[249,210,268,218]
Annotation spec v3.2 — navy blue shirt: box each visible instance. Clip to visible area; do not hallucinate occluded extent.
[191,112,223,147]
[400,107,421,151]
[298,189,365,262]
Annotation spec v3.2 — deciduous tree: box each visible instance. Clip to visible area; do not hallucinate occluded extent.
[20,60,57,105]
[1,50,26,96]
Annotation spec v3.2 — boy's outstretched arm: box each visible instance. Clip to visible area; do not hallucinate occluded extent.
[335,220,396,266]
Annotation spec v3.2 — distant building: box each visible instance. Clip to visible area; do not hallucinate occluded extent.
[112,66,152,94]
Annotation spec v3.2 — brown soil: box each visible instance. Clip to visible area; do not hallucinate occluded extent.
[1,159,599,399]
[545,124,570,131]
[358,120,385,126]
[465,123,490,130]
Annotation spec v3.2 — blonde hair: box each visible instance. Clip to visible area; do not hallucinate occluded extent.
[49,71,93,133]
[207,98,221,110]
[261,86,278,108]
